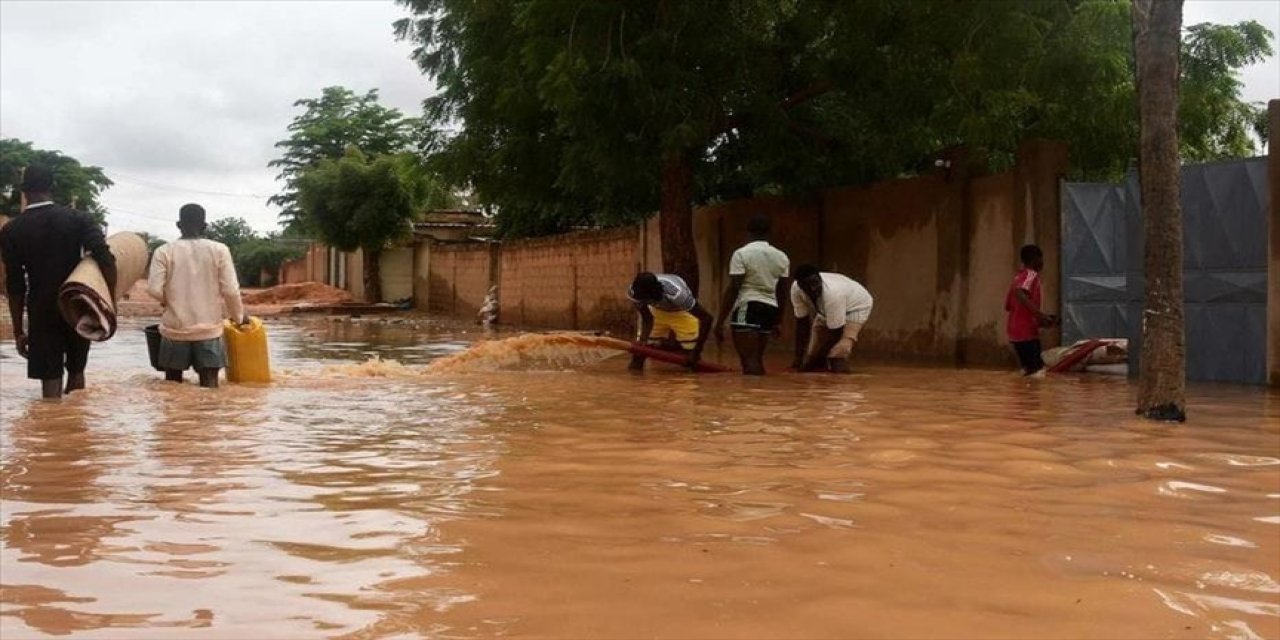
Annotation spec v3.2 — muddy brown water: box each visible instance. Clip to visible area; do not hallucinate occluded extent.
[1,318,1277,639]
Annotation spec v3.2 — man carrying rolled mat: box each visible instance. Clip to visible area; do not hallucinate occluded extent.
[147,204,248,388]
[0,165,118,399]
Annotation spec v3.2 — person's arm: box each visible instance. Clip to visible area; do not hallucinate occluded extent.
[1,233,29,357]
[714,274,745,342]
[1014,285,1054,325]
[773,276,791,337]
[630,304,654,371]
[803,327,845,371]
[147,246,168,306]
[689,301,713,367]
[80,214,118,300]
[791,283,809,369]
[219,245,247,324]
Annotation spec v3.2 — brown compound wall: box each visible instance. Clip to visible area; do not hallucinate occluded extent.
[429,243,493,318]
[499,228,638,334]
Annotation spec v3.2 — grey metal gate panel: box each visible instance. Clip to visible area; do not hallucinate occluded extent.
[1061,182,1130,343]
[1125,158,1269,385]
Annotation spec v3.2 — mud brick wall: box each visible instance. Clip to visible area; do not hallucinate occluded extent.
[499,228,638,334]
[429,243,493,319]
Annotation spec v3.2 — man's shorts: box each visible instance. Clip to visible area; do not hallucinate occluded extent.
[1012,339,1045,375]
[159,337,228,371]
[26,319,90,380]
[648,308,700,351]
[730,301,780,333]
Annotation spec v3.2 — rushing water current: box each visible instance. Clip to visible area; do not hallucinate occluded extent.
[1,318,1278,639]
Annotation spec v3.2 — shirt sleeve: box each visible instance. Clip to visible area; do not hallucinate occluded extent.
[78,213,116,269]
[0,229,24,302]
[219,244,245,321]
[728,249,746,276]
[790,283,810,318]
[147,246,169,304]
[1015,270,1038,291]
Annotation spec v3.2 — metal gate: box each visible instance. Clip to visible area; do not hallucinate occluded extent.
[1061,157,1269,384]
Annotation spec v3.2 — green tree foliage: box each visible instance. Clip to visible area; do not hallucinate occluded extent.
[296,148,449,301]
[233,235,307,288]
[268,87,418,232]
[395,0,1272,284]
[206,217,258,250]
[201,216,305,287]
[0,138,113,226]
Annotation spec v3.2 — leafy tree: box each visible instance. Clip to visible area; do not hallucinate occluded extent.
[233,235,307,287]
[268,87,418,232]
[395,0,1272,290]
[206,217,258,250]
[296,148,449,301]
[0,138,113,226]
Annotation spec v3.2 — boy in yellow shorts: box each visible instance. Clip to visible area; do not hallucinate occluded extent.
[628,272,713,371]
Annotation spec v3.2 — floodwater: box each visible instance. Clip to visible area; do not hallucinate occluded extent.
[1,318,1278,640]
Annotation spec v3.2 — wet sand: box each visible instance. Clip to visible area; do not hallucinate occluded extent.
[1,318,1277,639]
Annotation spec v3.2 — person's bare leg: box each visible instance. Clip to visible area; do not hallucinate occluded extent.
[731,330,760,375]
[752,332,771,375]
[64,371,85,393]
[41,378,63,399]
[196,368,219,389]
[165,370,184,383]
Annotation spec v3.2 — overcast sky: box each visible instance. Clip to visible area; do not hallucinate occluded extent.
[2,0,1277,240]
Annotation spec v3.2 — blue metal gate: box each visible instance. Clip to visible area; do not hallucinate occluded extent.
[1061,157,1269,384]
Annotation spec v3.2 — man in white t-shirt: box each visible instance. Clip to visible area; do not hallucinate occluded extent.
[713,215,790,375]
[147,204,248,388]
[790,264,874,373]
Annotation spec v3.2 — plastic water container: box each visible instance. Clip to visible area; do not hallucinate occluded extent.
[223,317,271,383]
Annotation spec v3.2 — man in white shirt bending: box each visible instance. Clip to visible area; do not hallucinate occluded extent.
[713,215,790,375]
[790,264,874,373]
[147,204,248,388]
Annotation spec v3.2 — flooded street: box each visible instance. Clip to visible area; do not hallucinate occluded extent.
[1,318,1278,639]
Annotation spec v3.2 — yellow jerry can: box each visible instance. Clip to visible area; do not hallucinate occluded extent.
[223,317,271,383]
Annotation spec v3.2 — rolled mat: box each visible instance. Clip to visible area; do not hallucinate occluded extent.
[58,231,149,341]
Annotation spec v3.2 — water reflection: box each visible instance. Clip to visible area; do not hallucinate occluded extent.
[0,318,1277,639]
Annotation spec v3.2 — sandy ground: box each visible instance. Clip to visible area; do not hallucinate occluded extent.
[114,281,289,318]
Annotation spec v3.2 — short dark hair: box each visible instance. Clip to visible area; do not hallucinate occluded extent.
[747,214,772,236]
[793,264,820,281]
[1020,244,1043,265]
[20,164,54,193]
[179,203,206,226]
[631,272,663,300]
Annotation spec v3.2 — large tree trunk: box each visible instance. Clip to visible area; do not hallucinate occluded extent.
[1132,0,1186,421]
[659,150,698,294]
[363,248,382,303]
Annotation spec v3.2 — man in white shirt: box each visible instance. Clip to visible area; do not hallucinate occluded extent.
[147,204,248,388]
[713,215,790,375]
[790,264,874,373]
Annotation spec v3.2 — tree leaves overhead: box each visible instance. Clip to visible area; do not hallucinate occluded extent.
[296,148,448,253]
[268,87,418,232]
[395,0,1273,238]
[0,138,113,226]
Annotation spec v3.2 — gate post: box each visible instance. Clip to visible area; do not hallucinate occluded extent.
[1268,99,1280,386]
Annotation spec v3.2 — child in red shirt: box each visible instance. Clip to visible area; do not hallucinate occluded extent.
[1005,245,1058,376]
